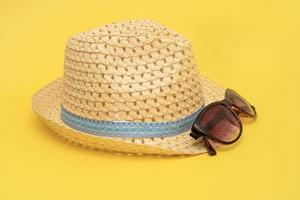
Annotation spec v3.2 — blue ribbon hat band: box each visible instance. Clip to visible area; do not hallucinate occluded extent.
[61,106,204,138]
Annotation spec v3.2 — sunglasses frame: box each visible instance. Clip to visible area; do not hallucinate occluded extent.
[190,89,256,156]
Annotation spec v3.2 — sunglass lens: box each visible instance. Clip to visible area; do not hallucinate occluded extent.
[197,104,241,143]
[226,89,256,117]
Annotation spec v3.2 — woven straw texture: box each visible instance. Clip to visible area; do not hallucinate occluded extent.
[32,19,225,155]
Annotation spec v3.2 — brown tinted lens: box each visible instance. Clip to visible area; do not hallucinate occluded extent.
[226,89,256,116]
[198,104,241,143]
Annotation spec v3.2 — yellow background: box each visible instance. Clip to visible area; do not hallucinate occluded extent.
[1,0,299,199]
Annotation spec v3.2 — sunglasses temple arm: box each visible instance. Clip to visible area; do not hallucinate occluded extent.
[190,131,201,140]
[203,136,217,156]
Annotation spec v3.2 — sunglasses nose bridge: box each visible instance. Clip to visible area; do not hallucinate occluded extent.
[230,103,255,118]
[224,89,257,118]
[230,105,242,115]
[222,98,233,108]
[222,98,242,115]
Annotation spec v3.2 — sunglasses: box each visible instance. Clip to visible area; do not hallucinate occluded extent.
[190,89,257,156]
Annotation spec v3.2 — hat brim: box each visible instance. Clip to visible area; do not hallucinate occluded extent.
[32,75,225,155]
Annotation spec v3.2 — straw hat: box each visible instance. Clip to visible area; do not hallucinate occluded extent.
[32,19,225,155]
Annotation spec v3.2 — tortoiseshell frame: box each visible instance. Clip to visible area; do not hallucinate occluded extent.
[190,89,257,156]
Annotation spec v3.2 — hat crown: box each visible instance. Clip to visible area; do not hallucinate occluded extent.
[62,19,204,122]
